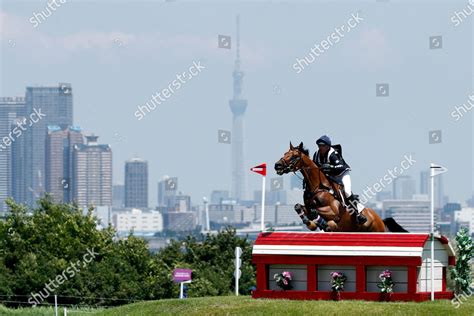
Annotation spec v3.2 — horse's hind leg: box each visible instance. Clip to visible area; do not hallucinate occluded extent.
[326,220,338,232]
[294,204,317,231]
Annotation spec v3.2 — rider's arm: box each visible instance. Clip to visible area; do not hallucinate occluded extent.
[328,152,347,173]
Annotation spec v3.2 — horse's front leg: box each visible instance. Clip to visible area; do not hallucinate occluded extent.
[294,204,318,231]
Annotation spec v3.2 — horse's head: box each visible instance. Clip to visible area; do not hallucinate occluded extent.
[274,142,309,175]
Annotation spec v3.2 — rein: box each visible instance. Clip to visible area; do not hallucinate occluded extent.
[278,150,328,196]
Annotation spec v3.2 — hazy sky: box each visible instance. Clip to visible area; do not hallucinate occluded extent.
[0,0,472,206]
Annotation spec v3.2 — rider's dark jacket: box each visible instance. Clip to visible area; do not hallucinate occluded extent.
[312,146,350,176]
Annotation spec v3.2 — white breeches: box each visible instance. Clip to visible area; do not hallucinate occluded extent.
[334,172,352,197]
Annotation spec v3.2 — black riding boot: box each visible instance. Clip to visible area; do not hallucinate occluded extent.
[348,194,367,225]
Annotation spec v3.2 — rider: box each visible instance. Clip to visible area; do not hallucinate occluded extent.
[312,135,367,225]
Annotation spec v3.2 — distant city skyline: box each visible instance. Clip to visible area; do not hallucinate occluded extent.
[0,1,472,207]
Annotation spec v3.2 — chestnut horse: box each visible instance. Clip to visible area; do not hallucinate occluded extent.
[274,142,406,233]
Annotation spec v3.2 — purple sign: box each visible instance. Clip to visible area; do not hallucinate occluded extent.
[173,269,192,282]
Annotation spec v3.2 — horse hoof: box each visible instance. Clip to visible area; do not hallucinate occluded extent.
[327,221,338,231]
[294,204,303,211]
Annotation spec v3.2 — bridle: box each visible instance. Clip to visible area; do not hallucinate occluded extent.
[278,149,323,189]
[278,148,341,222]
[277,151,302,174]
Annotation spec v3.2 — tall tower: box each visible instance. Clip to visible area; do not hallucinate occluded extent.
[392,175,416,200]
[45,125,83,203]
[124,158,148,209]
[72,135,112,208]
[420,171,429,195]
[0,97,26,211]
[229,15,248,201]
[21,84,73,207]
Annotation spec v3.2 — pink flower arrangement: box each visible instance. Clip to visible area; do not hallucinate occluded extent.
[330,271,347,292]
[330,272,343,279]
[274,271,293,290]
[377,269,394,293]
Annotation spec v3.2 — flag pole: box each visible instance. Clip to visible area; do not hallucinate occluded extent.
[261,176,266,232]
[429,163,447,301]
[430,163,435,301]
[250,163,267,232]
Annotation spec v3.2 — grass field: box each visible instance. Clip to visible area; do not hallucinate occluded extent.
[1,295,473,316]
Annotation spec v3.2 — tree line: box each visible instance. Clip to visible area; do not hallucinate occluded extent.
[0,196,255,308]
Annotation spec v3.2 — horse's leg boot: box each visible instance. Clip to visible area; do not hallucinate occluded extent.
[308,209,328,231]
[294,204,310,225]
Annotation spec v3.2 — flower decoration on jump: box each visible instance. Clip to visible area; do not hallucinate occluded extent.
[377,269,394,293]
[330,271,347,292]
[274,271,293,290]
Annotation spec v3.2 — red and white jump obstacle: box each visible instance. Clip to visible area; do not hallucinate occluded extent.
[252,232,455,302]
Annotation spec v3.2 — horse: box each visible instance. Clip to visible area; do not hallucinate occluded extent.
[274,142,407,233]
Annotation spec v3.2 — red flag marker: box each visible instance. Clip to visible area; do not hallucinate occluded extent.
[250,163,267,177]
[250,163,267,231]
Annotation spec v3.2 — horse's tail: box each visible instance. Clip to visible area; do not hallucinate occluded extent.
[383,217,408,232]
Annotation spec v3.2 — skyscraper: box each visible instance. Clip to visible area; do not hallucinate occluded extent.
[0,97,26,211]
[124,158,148,208]
[229,15,248,201]
[157,176,178,208]
[383,200,433,233]
[420,171,429,195]
[20,84,73,206]
[392,175,415,200]
[72,135,112,208]
[45,125,83,202]
[11,116,28,206]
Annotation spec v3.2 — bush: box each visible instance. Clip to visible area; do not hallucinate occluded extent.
[450,228,474,294]
[0,197,256,307]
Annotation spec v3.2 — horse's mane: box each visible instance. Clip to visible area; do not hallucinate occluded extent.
[298,145,310,157]
[300,147,310,157]
[296,145,312,191]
